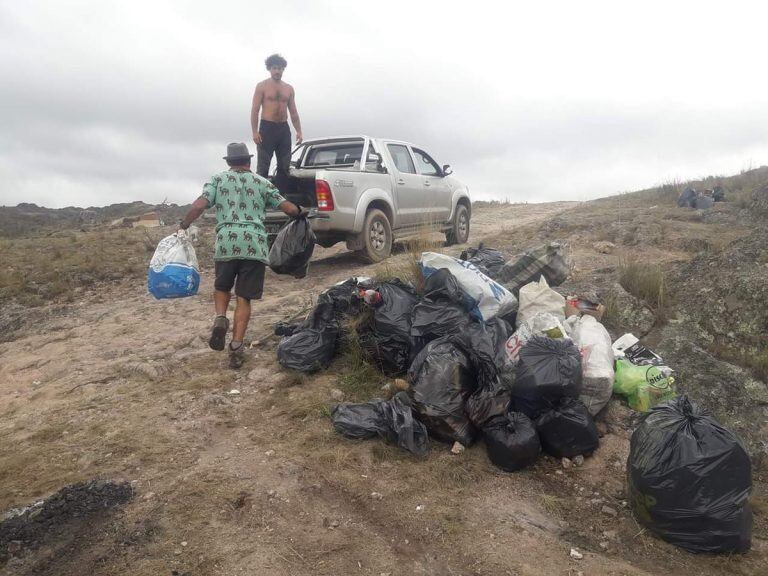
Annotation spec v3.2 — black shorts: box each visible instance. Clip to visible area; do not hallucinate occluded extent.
[214,259,266,300]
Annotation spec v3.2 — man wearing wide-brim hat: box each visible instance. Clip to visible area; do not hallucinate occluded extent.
[179,142,302,368]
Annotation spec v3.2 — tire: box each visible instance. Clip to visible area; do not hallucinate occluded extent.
[446,203,470,245]
[359,208,392,263]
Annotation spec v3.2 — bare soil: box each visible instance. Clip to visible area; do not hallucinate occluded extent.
[1,200,765,576]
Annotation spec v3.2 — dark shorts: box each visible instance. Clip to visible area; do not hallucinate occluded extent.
[214,259,266,300]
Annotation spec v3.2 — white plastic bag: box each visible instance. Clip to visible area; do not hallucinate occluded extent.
[570,315,614,415]
[148,234,200,299]
[420,252,517,322]
[504,312,568,366]
[516,276,565,328]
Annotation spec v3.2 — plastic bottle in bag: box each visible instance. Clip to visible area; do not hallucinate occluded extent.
[148,234,200,299]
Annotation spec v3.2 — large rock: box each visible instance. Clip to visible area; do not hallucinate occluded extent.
[601,283,656,337]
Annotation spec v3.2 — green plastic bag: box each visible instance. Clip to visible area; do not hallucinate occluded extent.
[613,359,676,412]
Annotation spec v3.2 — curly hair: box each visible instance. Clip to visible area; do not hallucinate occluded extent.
[265,53,287,69]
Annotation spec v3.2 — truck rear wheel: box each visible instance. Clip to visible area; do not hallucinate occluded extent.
[360,208,392,262]
[446,204,470,245]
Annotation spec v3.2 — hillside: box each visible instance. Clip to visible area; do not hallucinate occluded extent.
[0,169,766,576]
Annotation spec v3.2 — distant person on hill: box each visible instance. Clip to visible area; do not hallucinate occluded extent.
[251,53,303,189]
[179,142,303,369]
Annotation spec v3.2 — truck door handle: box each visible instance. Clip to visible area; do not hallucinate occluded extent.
[424,180,431,187]
[397,179,405,185]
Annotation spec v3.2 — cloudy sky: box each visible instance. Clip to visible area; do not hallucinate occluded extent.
[1,0,766,208]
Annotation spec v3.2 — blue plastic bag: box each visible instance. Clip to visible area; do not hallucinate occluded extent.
[148,234,200,299]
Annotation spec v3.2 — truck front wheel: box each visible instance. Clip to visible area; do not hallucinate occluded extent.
[446,204,470,245]
[359,208,392,262]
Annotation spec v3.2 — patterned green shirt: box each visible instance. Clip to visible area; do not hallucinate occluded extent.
[200,168,286,262]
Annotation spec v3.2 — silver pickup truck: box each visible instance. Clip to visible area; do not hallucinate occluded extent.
[265,135,472,261]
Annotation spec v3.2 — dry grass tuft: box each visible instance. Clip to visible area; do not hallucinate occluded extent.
[618,258,667,315]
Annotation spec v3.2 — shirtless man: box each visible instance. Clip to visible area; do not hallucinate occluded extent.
[250,53,303,182]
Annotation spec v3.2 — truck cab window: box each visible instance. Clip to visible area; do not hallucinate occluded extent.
[386,144,416,174]
[413,148,441,176]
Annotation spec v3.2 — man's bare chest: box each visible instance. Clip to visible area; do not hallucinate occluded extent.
[263,86,291,103]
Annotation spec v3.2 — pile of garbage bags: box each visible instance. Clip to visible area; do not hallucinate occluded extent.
[277,241,754,554]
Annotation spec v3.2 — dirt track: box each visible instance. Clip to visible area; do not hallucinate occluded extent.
[1,201,765,576]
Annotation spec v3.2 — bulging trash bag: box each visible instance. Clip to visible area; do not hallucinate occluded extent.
[459,243,506,279]
[277,323,338,372]
[628,396,752,553]
[613,359,676,412]
[331,393,429,456]
[513,336,582,419]
[466,379,512,427]
[408,338,478,446]
[504,312,568,366]
[536,397,599,458]
[677,187,697,208]
[694,195,714,210]
[420,252,517,322]
[411,269,473,354]
[516,276,566,328]
[569,315,614,415]
[148,234,200,299]
[359,280,419,376]
[497,242,569,295]
[482,412,540,472]
[268,216,316,278]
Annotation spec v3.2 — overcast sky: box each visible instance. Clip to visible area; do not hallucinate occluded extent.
[1,0,767,208]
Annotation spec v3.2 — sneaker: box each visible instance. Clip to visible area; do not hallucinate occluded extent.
[209,316,229,351]
[228,342,246,369]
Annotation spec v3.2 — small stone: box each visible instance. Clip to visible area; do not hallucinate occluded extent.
[555,470,564,475]
[143,492,155,500]
[264,450,275,457]
[593,241,616,254]
[601,505,618,517]
[561,457,573,469]
[572,455,585,467]
[569,548,583,560]
[599,541,609,550]
[330,519,340,528]
[174,548,182,555]
[228,389,240,395]
[450,441,466,455]
[181,541,188,547]
[603,530,619,541]
[370,492,383,500]
[415,505,424,512]
[330,388,344,401]
[393,379,409,391]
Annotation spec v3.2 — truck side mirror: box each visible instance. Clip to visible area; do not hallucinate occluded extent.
[442,164,452,176]
[370,153,387,173]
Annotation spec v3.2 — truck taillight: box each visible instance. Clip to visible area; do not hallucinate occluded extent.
[315,179,335,211]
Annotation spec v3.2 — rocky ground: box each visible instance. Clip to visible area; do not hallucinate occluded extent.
[0,189,766,575]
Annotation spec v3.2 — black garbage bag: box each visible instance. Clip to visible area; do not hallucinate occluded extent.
[677,187,697,208]
[331,392,429,456]
[410,268,473,355]
[512,336,582,419]
[713,186,726,202]
[359,280,419,376]
[277,322,339,372]
[694,195,714,210]
[467,379,512,427]
[408,338,478,446]
[627,396,752,553]
[268,216,316,278]
[497,242,569,295]
[482,411,540,472]
[535,397,599,458]
[460,243,506,279]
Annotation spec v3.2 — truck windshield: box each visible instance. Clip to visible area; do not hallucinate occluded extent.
[302,142,364,168]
